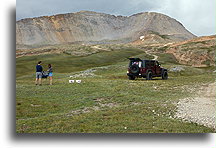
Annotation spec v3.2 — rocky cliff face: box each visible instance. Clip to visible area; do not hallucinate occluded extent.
[16,11,196,46]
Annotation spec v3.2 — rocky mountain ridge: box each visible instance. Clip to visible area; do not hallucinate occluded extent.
[16,11,196,47]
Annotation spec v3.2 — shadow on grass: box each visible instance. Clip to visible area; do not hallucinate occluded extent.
[132,78,174,81]
[108,75,175,81]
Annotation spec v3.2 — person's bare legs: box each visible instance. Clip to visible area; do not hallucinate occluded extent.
[39,78,42,85]
[35,78,38,85]
[49,76,52,85]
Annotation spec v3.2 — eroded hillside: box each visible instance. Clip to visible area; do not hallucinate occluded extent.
[166,35,215,67]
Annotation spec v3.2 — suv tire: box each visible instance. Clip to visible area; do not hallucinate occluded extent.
[146,71,152,80]
[130,65,139,74]
[128,76,135,80]
[162,71,168,80]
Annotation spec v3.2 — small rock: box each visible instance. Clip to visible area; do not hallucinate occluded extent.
[30,104,41,107]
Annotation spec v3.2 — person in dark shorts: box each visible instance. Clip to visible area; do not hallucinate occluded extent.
[47,64,53,85]
[35,61,43,85]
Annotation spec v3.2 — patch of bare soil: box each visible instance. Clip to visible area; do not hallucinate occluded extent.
[175,83,215,129]
[166,35,215,67]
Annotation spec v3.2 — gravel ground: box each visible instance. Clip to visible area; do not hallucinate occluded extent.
[175,83,215,129]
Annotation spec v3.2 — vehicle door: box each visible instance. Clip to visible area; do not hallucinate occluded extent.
[150,61,156,75]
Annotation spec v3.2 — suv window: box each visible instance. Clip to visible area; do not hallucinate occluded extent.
[129,61,142,67]
[132,61,139,65]
[150,61,155,67]
[145,61,150,67]
[145,61,155,67]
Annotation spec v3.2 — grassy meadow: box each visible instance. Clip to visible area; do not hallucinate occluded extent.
[16,45,215,133]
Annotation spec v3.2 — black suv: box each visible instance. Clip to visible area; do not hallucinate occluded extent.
[127,58,168,80]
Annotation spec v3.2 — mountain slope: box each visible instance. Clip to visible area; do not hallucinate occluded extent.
[16,11,195,47]
[166,35,215,67]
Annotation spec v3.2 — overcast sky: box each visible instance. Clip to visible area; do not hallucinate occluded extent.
[16,0,215,36]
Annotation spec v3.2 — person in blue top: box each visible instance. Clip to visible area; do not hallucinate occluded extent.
[47,64,53,85]
[35,61,43,85]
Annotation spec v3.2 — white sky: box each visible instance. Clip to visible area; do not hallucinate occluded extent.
[16,0,216,36]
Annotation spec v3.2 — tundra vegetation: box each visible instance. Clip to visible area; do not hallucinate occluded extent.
[16,43,215,133]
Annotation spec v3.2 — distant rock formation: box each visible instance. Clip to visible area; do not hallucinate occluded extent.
[16,11,196,46]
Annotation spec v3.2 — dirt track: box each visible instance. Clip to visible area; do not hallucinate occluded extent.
[175,83,215,129]
[145,50,158,60]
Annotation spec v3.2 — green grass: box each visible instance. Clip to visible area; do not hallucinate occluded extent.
[16,45,216,133]
[156,53,178,64]
[16,47,144,77]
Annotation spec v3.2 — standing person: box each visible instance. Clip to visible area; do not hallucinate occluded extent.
[47,64,53,85]
[35,61,43,85]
